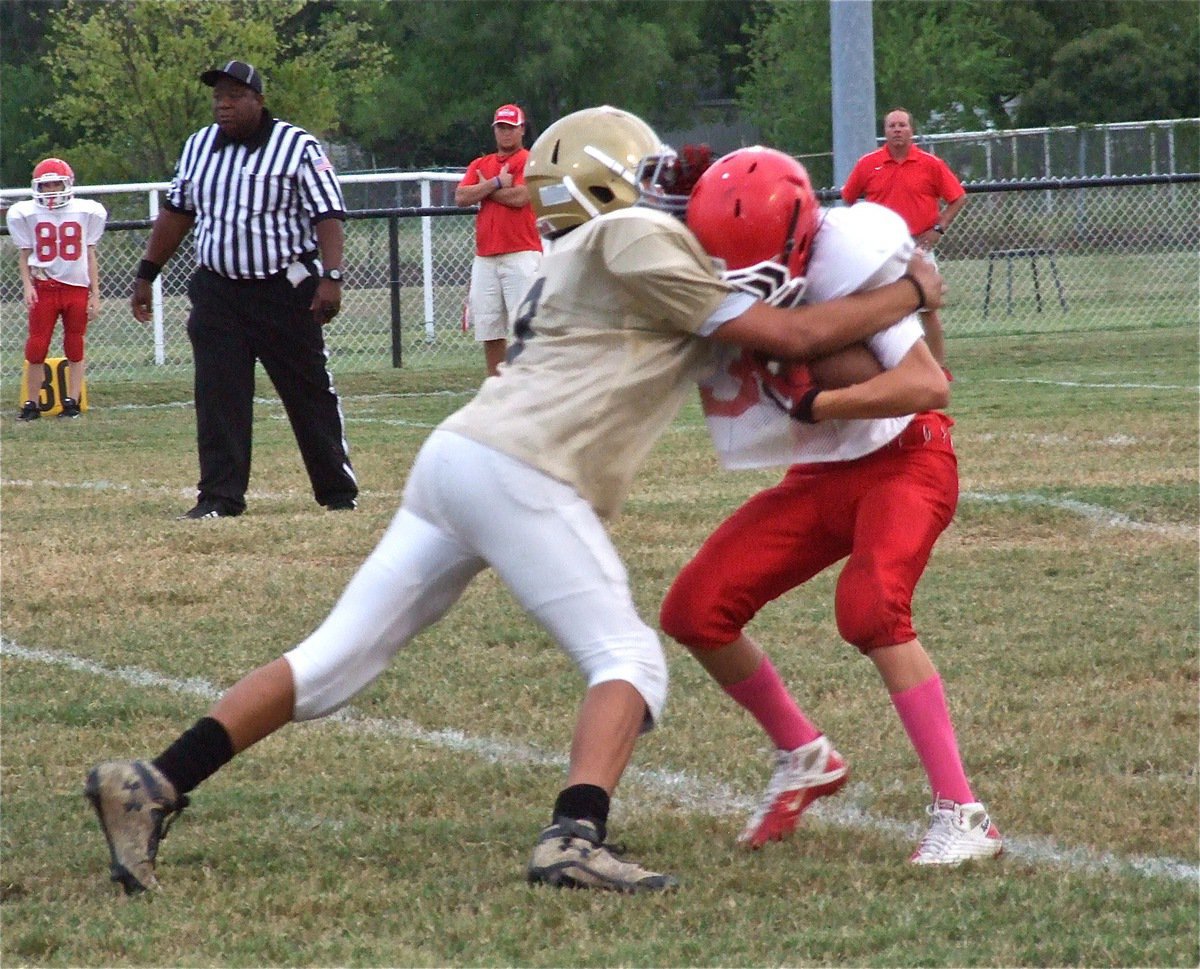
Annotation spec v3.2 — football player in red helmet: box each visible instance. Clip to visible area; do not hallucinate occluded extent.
[686,145,819,309]
[31,157,76,210]
[7,157,106,419]
[662,146,1002,865]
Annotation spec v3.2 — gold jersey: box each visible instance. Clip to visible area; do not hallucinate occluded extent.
[441,207,731,518]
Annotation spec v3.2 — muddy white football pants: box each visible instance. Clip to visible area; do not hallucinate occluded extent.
[285,429,668,726]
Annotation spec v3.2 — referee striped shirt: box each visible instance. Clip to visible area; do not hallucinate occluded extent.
[164,113,346,280]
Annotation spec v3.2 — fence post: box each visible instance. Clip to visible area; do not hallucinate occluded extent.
[149,189,165,365]
[421,179,435,342]
[1043,130,1053,211]
[389,214,402,368]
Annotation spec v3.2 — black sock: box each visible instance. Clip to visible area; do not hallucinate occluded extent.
[152,716,235,795]
[553,784,611,842]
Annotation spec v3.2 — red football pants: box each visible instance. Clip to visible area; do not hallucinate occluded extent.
[660,412,958,654]
[26,278,88,363]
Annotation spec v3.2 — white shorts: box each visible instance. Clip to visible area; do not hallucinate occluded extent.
[285,430,668,727]
[468,250,541,342]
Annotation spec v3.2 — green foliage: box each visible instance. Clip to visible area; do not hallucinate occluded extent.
[38,0,389,183]
[871,1,1018,132]
[351,0,722,167]
[0,1,68,185]
[0,62,58,183]
[739,0,1018,184]
[990,0,1199,125]
[3,0,1195,185]
[738,0,831,155]
[1020,24,1197,126]
[738,0,1198,181]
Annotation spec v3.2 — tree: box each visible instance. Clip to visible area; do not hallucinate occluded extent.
[0,0,69,186]
[979,0,1198,125]
[349,0,726,168]
[32,0,388,184]
[738,1,1018,186]
[1018,22,1198,126]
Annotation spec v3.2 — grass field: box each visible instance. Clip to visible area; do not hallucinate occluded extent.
[1,327,1197,967]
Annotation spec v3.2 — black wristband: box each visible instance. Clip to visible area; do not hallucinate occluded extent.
[136,259,162,282]
[790,387,821,424]
[900,272,927,310]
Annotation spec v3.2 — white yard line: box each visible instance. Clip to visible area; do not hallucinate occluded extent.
[3,639,1195,884]
[960,490,1196,539]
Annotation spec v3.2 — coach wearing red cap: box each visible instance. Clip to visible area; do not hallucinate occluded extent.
[455,103,542,377]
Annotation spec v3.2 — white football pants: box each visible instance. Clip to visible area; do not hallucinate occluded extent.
[285,429,668,727]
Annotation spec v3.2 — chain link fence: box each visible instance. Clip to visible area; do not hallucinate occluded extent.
[2,172,1197,383]
[797,118,1200,190]
[924,118,1200,184]
[883,175,1199,339]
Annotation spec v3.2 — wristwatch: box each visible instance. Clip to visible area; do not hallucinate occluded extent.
[932,224,945,235]
[321,268,344,282]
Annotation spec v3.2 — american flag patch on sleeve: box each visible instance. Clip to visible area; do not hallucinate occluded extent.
[312,152,334,174]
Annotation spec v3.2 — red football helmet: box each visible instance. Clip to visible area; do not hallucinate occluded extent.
[32,157,75,209]
[686,146,819,307]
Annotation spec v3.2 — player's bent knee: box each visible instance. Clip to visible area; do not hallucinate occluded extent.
[584,632,668,727]
[835,582,913,653]
[660,569,746,651]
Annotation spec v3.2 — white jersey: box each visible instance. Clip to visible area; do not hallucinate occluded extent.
[5,197,107,289]
[700,203,923,470]
[442,206,731,518]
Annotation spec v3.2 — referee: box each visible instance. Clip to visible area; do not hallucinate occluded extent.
[131,60,358,519]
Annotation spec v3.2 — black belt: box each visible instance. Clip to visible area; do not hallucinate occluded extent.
[200,252,320,283]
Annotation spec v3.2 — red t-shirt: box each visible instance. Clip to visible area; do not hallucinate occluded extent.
[459,147,542,257]
[840,145,965,236]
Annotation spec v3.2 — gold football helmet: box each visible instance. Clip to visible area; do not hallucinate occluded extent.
[525,105,665,237]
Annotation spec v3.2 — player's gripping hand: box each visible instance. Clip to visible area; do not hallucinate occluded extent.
[904,253,946,311]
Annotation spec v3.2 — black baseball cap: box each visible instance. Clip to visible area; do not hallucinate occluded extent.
[200,60,263,95]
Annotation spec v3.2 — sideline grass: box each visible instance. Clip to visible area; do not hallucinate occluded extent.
[1,328,1196,967]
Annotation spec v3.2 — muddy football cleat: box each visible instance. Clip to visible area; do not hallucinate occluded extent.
[85,760,188,894]
[739,735,849,848]
[910,798,1003,866]
[528,817,678,893]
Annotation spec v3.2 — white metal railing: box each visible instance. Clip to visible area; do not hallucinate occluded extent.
[0,172,463,361]
[2,169,1196,381]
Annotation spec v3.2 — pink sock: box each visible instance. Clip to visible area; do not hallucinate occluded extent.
[723,656,821,751]
[890,674,974,804]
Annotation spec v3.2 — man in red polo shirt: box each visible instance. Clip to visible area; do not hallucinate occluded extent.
[456,103,543,376]
[842,108,967,365]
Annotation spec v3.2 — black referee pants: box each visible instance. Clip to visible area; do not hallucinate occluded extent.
[186,267,357,512]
